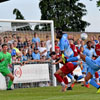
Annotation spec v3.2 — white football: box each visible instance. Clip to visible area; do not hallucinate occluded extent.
[80,33,88,40]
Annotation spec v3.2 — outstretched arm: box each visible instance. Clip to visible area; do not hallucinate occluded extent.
[66,56,80,62]
[52,58,63,65]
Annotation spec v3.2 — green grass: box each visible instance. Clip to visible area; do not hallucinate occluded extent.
[0,84,100,100]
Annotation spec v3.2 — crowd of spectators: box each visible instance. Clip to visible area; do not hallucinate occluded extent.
[0,32,100,72]
[0,32,53,66]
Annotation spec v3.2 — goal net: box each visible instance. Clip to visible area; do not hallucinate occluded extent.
[0,19,56,90]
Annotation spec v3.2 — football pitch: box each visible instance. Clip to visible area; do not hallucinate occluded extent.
[0,84,100,100]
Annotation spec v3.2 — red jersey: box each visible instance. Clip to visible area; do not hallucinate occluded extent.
[60,62,77,75]
[70,44,80,57]
[95,43,100,56]
[55,46,60,50]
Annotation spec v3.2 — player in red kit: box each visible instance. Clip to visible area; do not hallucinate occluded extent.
[69,39,80,57]
[95,36,100,56]
[95,36,100,84]
[50,52,80,92]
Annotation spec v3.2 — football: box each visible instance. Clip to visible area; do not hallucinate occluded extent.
[80,33,88,40]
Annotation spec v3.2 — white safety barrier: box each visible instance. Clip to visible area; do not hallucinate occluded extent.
[0,73,6,90]
[14,64,50,83]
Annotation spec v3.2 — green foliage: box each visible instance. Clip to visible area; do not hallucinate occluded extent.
[13,8,32,31]
[97,0,100,7]
[39,0,90,32]
[13,8,25,20]
[90,0,100,8]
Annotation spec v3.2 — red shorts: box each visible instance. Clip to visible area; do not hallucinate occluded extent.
[60,62,75,75]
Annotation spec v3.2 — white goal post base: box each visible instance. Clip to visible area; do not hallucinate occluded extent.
[0,73,6,90]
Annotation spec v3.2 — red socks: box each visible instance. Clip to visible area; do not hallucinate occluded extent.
[95,72,99,78]
[54,73,63,83]
[63,77,68,84]
[54,73,68,85]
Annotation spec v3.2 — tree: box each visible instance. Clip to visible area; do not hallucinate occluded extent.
[13,8,25,20]
[97,0,100,7]
[39,0,90,32]
[89,0,100,7]
[12,8,32,31]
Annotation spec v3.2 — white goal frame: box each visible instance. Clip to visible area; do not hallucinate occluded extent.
[0,19,57,87]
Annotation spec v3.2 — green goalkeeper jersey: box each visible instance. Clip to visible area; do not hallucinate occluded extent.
[0,51,12,69]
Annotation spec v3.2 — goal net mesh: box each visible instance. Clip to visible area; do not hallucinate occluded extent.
[0,20,56,89]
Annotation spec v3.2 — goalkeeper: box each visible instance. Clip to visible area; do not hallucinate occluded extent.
[0,44,14,90]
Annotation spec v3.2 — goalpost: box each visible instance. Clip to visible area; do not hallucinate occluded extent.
[0,19,57,89]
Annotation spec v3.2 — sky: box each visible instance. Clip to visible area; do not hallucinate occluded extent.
[0,0,100,32]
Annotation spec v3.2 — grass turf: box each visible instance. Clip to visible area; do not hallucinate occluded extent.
[0,84,100,100]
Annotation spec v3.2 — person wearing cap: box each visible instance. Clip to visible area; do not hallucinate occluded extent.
[32,47,40,61]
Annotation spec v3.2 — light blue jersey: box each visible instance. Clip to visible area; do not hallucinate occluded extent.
[82,47,97,73]
[59,34,74,58]
[22,55,28,61]
[32,52,40,60]
[85,56,100,75]
[32,37,40,43]
[83,48,97,58]
[93,56,100,67]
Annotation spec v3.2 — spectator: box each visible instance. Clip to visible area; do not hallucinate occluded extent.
[24,37,29,46]
[90,36,98,44]
[27,40,32,49]
[10,34,17,44]
[0,36,3,45]
[55,40,59,49]
[0,45,2,52]
[46,35,52,59]
[3,36,9,44]
[93,36,98,44]
[32,32,40,45]
[80,40,85,46]
[13,41,21,57]
[21,50,28,64]
[12,55,17,64]
[41,55,46,61]
[8,48,12,54]
[32,47,40,60]
[90,36,94,41]
[26,49,33,61]
[9,43,16,56]
[17,36,24,49]
[55,47,60,56]
[35,42,40,48]
[38,41,47,58]
[8,35,12,44]
[75,39,81,49]
[12,56,22,65]
[91,40,95,48]
[31,43,35,52]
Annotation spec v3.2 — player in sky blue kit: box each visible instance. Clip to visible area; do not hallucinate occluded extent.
[57,31,74,58]
[64,51,100,93]
[56,29,74,89]
[75,41,97,87]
